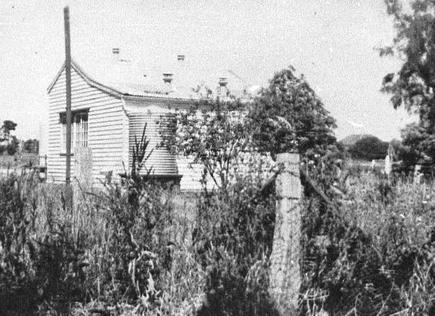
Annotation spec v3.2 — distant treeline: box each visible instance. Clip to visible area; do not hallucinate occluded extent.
[340,135,390,161]
[0,119,39,155]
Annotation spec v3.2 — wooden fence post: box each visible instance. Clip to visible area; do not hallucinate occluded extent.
[269,152,302,315]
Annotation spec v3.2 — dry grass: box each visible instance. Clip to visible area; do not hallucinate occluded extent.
[1,167,434,315]
[342,172,435,249]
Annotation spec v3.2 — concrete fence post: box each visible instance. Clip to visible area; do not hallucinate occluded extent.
[269,152,302,315]
[72,147,93,243]
[73,147,93,193]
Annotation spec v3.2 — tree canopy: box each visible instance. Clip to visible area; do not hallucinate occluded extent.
[0,120,17,142]
[381,0,435,165]
[347,135,389,161]
[23,139,39,154]
[248,66,337,159]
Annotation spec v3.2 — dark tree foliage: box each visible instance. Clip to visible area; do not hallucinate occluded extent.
[0,120,19,155]
[0,120,17,141]
[381,0,435,166]
[248,66,344,217]
[248,66,337,160]
[23,139,39,154]
[348,135,389,160]
[6,136,19,155]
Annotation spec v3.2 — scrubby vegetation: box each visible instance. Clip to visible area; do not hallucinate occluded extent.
[0,166,434,315]
[302,170,435,315]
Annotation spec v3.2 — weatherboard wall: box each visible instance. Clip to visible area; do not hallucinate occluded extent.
[47,67,127,184]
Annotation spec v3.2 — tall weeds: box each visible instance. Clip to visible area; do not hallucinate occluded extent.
[302,169,435,315]
[1,156,434,315]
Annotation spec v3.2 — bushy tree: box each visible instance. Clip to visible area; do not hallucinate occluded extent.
[0,120,17,142]
[0,120,18,155]
[23,139,39,154]
[394,123,435,170]
[6,136,19,155]
[248,66,337,160]
[381,0,435,166]
[248,66,343,205]
[348,135,389,160]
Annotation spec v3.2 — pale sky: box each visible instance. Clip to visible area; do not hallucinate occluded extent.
[0,0,412,142]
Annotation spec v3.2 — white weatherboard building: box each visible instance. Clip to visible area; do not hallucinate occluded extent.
[46,50,256,190]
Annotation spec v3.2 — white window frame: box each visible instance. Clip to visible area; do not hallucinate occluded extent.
[59,109,89,154]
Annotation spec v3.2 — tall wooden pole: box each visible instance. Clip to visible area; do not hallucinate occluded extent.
[63,6,73,213]
[64,6,72,185]
[269,152,302,315]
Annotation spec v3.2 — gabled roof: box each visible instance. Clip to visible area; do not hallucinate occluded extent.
[47,54,259,101]
[47,59,188,101]
[48,59,127,97]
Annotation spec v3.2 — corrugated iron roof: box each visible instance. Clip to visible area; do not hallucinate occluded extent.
[48,52,259,100]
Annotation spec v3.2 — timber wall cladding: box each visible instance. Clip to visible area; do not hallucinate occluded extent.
[47,67,127,183]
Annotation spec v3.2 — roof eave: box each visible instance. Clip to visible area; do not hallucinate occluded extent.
[121,93,198,105]
[46,60,66,93]
[46,59,198,105]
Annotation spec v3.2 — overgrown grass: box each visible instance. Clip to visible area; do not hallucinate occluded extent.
[301,169,435,315]
[0,170,205,315]
[0,167,434,315]
[340,171,435,314]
